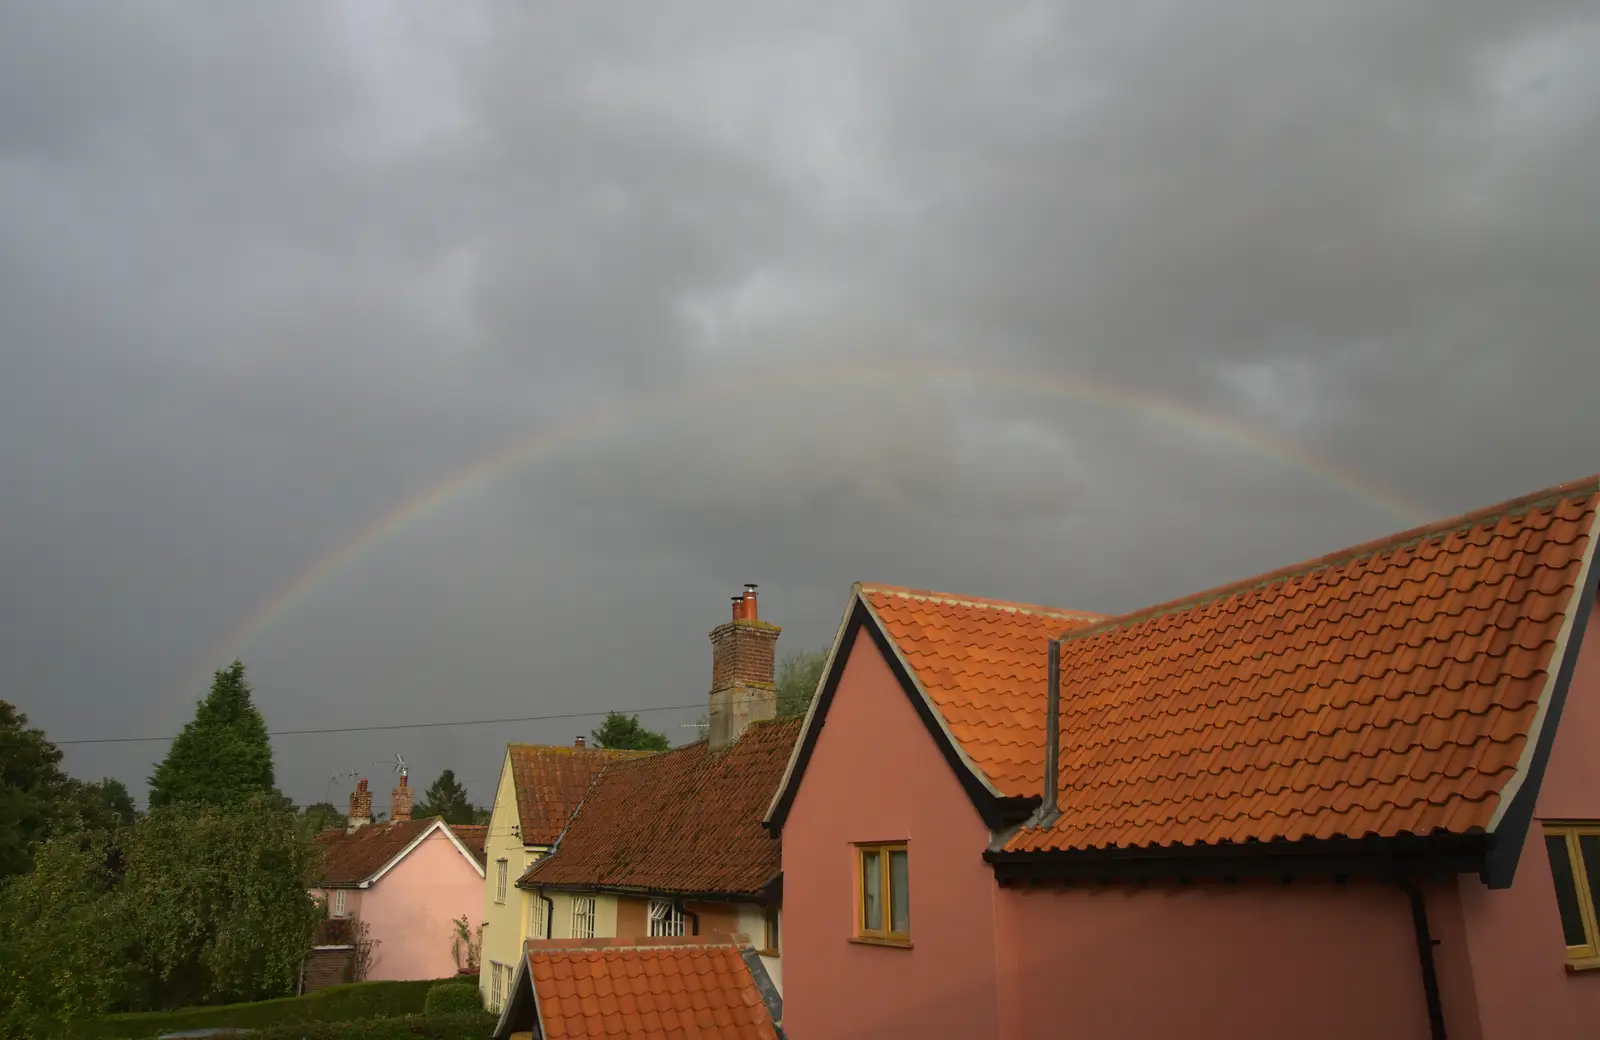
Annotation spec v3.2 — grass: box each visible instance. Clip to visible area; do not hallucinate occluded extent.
[67,979,449,1039]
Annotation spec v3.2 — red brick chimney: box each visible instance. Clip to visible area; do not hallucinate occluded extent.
[708,584,779,752]
[390,775,413,823]
[347,778,373,833]
[574,736,586,748]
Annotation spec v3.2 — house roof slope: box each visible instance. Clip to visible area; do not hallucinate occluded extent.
[313,819,436,886]
[859,583,1102,797]
[522,936,781,1040]
[520,717,802,896]
[1005,474,1600,855]
[314,818,486,885]
[509,744,655,847]
[452,824,488,865]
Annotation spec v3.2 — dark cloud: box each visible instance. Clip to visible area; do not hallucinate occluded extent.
[1,1,1596,809]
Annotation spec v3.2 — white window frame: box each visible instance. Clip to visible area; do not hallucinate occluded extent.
[489,960,504,1011]
[332,890,346,918]
[495,859,509,903]
[571,895,597,939]
[648,898,685,937]
[528,893,547,939]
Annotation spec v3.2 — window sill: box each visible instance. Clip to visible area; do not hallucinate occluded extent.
[756,948,780,958]
[849,935,913,950]
[1565,956,1600,973]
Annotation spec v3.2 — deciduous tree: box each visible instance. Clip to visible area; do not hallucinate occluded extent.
[776,648,828,718]
[295,801,346,837]
[0,701,133,878]
[0,831,132,1038]
[120,795,321,1008]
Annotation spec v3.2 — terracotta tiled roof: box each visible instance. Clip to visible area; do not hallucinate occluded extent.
[1004,474,1600,854]
[313,819,437,886]
[860,584,1102,797]
[520,718,802,896]
[452,824,488,865]
[510,744,656,847]
[522,936,780,1040]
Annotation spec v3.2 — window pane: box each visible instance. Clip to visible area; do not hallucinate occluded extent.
[1546,835,1588,947]
[1578,836,1600,942]
[861,850,882,931]
[889,849,910,934]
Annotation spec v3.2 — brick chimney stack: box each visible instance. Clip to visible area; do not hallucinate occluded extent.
[347,778,372,833]
[708,584,779,752]
[574,736,586,748]
[390,775,412,822]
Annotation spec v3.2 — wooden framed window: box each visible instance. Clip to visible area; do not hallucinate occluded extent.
[332,890,346,918]
[853,842,910,946]
[572,895,597,939]
[1544,822,1600,969]
[489,960,504,1010]
[762,905,781,955]
[648,898,685,937]
[495,859,509,903]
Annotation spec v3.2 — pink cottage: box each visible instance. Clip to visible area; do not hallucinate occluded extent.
[308,776,487,987]
[767,474,1600,1040]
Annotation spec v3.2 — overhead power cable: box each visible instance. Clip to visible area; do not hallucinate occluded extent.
[54,702,706,746]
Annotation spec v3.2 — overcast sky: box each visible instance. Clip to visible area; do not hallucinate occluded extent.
[3,2,1597,813]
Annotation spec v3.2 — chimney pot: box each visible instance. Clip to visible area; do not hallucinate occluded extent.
[574,736,586,748]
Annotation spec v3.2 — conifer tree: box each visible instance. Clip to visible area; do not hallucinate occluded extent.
[148,661,277,808]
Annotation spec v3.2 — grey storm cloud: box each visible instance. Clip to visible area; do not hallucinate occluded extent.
[1,1,1596,810]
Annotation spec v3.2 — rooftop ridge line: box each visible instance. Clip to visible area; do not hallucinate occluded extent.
[861,582,1101,622]
[1056,474,1600,646]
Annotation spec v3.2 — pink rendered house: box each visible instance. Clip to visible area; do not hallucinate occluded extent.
[309,776,487,985]
[766,474,1600,1040]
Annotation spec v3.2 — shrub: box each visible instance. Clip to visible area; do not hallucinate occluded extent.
[241,1011,497,1040]
[423,982,481,1015]
[66,979,445,1039]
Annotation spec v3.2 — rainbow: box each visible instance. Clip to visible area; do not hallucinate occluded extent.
[180,359,1430,701]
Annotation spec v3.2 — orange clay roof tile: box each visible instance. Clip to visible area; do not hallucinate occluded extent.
[524,937,780,1040]
[857,583,1102,798]
[509,744,657,847]
[1004,474,1598,853]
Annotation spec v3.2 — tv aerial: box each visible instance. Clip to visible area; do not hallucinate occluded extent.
[377,753,409,782]
[323,770,361,805]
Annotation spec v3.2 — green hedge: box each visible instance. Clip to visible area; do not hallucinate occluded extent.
[422,983,480,1016]
[66,979,447,1039]
[231,1011,497,1040]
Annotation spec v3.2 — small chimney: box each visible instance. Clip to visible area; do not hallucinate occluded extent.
[390,774,413,823]
[574,736,586,749]
[347,778,373,833]
[708,584,779,752]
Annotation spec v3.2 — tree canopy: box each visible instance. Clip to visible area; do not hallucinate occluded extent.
[0,796,321,1035]
[295,801,346,837]
[120,796,321,1009]
[590,711,671,751]
[414,769,478,824]
[776,648,829,718]
[0,830,131,1037]
[148,661,278,809]
[0,701,135,879]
